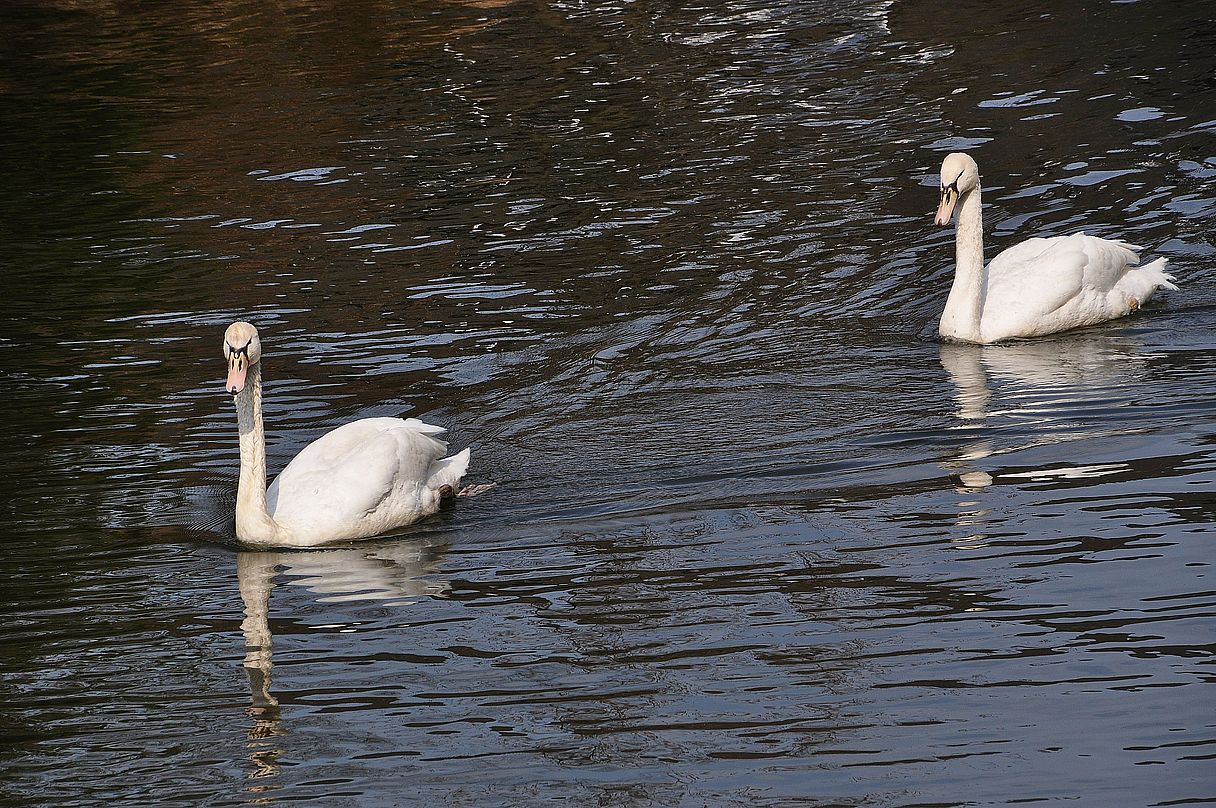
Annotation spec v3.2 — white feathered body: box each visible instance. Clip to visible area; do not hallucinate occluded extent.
[941,233,1176,344]
[265,417,470,546]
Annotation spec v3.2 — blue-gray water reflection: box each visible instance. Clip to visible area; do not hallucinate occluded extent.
[1,0,1213,805]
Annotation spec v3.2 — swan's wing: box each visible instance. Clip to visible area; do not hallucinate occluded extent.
[984,233,1148,340]
[267,418,451,529]
[1069,234,1142,293]
[986,235,1087,318]
[990,234,1141,297]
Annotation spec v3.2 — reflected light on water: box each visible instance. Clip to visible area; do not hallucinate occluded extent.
[1,0,1213,804]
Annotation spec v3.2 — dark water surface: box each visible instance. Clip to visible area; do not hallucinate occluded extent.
[2,0,1214,805]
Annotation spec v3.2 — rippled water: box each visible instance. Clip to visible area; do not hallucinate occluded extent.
[2,0,1214,805]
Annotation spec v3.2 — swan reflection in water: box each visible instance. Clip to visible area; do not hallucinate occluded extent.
[236,538,450,783]
[938,334,1149,546]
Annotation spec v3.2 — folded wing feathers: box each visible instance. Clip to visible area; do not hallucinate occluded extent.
[400,418,447,436]
[426,447,471,492]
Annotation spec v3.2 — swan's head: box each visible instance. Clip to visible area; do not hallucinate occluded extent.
[934,152,980,226]
[223,321,262,395]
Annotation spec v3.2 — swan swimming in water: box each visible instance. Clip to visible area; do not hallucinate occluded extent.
[222,321,473,548]
[932,152,1176,344]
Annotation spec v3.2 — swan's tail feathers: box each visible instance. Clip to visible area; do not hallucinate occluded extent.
[1105,238,1147,268]
[427,447,471,494]
[1141,256,1178,292]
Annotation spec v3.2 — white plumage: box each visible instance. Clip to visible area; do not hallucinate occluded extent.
[266,418,470,545]
[933,153,1176,344]
[222,322,472,548]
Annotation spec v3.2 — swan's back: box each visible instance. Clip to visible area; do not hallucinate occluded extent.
[267,417,464,543]
[982,233,1174,341]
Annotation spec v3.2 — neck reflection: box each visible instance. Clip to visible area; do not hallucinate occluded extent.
[938,335,1148,545]
[234,537,451,788]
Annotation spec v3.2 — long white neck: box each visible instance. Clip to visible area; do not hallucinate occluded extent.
[234,363,287,544]
[939,184,987,343]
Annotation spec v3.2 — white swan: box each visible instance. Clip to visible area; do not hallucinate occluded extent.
[222,321,471,548]
[932,152,1176,344]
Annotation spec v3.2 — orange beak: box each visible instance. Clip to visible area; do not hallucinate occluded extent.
[934,189,957,226]
[226,356,248,394]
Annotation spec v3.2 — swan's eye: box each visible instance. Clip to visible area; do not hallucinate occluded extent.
[226,340,253,365]
[943,168,965,195]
